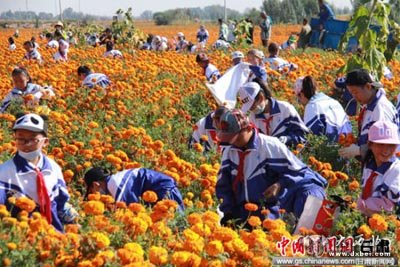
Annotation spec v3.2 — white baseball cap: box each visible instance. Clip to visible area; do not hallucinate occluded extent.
[231,51,244,59]
[238,82,261,113]
[13,114,47,136]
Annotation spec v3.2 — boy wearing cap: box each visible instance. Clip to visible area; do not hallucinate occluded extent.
[77,65,111,89]
[338,69,398,161]
[196,53,221,83]
[215,109,327,225]
[84,167,184,211]
[175,32,188,52]
[264,42,298,73]
[231,51,244,66]
[189,106,229,152]
[239,81,309,146]
[0,114,77,232]
[357,121,400,216]
[246,49,267,82]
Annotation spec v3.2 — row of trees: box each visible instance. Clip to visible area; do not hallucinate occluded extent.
[151,5,242,25]
[0,8,110,21]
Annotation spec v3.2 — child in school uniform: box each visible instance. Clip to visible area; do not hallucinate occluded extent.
[0,67,54,113]
[196,53,221,83]
[189,106,229,152]
[8,37,16,51]
[53,39,69,61]
[77,65,111,89]
[338,69,398,161]
[357,121,400,216]
[103,41,123,58]
[84,167,184,211]
[23,41,42,63]
[45,33,59,49]
[295,75,352,142]
[215,109,327,225]
[238,80,309,147]
[264,42,297,73]
[246,49,267,82]
[0,114,77,232]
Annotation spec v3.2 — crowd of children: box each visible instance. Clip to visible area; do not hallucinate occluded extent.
[2,18,400,235]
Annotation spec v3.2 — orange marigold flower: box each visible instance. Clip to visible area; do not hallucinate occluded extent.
[244,203,258,212]
[142,190,158,203]
[368,214,388,233]
[84,200,105,215]
[15,197,36,213]
[149,246,168,265]
[248,216,262,228]
[349,180,360,191]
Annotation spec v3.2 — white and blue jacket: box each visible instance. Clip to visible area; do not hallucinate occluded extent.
[216,131,327,221]
[264,56,296,72]
[361,157,400,211]
[358,88,398,157]
[247,65,268,82]
[0,83,43,113]
[205,64,221,82]
[24,49,42,62]
[104,50,123,58]
[197,29,209,43]
[82,73,111,89]
[105,168,184,210]
[304,92,352,142]
[249,98,309,146]
[189,112,218,152]
[0,153,76,232]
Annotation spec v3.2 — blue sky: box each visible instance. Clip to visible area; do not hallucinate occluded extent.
[1,0,352,17]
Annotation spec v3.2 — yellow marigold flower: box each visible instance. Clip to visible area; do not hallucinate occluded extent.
[205,240,224,257]
[368,214,388,233]
[232,238,248,255]
[15,197,36,213]
[89,232,110,249]
[142,190,158,203]
[84,200,105,215]
[149,246,168,265]
[357,224,372,239]
[6,243,17,250]
[7,197,16,205]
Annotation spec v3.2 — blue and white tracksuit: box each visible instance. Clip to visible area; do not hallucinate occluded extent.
[216,130,327,222]
[189,112,219,152]
[104,50,123,58]
[205,64,221,82]
[358,88,399,159]
[304,92,352,142]
[104,168,184,211]
[197,29,209,44]
[82,73,111,89]
[0,153,76,232]
[264,56,296,72]
[0,83,43,113]
[247,65,268,82]
[359,157,400,214]
[249,98,309,146]
[24,49,42,62]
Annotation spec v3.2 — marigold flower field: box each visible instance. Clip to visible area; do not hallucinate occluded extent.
[0,22,399,266]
